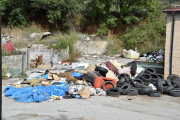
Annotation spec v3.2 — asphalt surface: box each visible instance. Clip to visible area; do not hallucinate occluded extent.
[2,57,180,120]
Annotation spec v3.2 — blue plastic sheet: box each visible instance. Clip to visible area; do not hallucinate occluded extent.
[71,72,83,77]
[4,85,69,102]
[43,74,48,79]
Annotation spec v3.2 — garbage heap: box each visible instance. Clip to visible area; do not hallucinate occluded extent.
[3,60,180,102]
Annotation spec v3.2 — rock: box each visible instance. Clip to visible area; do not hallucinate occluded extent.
[30,33,40,40]
[114,54,121,58]
[86,37,90,40]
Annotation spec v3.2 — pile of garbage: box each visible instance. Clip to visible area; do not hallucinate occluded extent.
[135,49,165,63]
[4,59,180,102]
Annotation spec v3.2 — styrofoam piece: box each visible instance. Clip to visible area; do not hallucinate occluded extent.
[72,63,78,69]
[123,49,140,59]
[78,63,89,69]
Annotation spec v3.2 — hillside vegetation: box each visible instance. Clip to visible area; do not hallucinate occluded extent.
[1,0,180,54]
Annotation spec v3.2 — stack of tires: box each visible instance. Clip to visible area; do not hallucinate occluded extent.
[106,67,180,97]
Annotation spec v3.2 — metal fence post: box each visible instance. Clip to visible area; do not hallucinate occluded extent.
[22,51,24,72]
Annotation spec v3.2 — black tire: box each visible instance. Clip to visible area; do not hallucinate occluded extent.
[151,81,156,86]
[87,72,98,79]
[134,87,143,91]
[145,68,156,74]
[167,74,179,80]
[120,84,131,95]
[131,78,144,88]
[156,78,163,93]
[95,66,108,77]
[103,81,115,91]
[128,89,138,96]
[130,61,137,76]
[163,86,174,94]
[94,71,102,76]
[171,82,180,88]
[118,73,130,83]
[74,76,84,80]
[150,73,159,82]
[163,86,168,93]
[116,85,123,88]
[139,87,153,95]
[173,88,180,90]
[140,74,152,86]
[84,74,94,84]
[106,88,121,97]
[136,71,145,79]
[117,78,125,85]
[156,73,164,80]
[171,77,180,88]
[148,91,161,97]
[165,79,172,86]
[168,90,180,97]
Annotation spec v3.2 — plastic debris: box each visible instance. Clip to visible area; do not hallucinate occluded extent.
[4,85,69,102]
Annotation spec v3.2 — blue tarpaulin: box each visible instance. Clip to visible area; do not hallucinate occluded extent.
[71,72,83,77]
[4,85,69,102]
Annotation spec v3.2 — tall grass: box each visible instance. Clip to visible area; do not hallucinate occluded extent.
[1,25,42,49]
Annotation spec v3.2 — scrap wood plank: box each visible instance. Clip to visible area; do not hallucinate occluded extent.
[37,65,51,68]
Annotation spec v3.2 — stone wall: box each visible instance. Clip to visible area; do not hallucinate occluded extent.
[2,51,28,76]
[164,12,180,78]
[29,44,69,64]
[75,40,108,55]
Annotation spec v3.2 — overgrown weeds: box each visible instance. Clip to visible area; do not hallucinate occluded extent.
[36,31,80,62]
[1,25,42,49]
[2,48,23,56]
[2,67,8,79]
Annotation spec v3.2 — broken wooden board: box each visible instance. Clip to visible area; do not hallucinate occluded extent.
[37,65,51,68]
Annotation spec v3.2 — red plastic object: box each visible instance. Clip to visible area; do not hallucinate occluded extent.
[94,77,117,90]
[3,42,14,52]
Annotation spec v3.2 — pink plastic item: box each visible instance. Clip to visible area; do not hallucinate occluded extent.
[3,42,14,52]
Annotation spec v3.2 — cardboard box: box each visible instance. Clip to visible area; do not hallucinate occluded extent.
[79,87,91,98]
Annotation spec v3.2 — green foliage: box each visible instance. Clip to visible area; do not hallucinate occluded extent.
[2,48,23,56]
[121,12,166,53]
[18,71,27,79]
[2,67,8,79]
[1,0,32,27]
[1,0,161,32]
[96,23,109,35]
[37,32,79,62]
[123,15,139,24]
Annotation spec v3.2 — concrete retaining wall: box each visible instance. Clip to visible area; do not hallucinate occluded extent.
[29,44,69,64]
[75,40,108,54]
[2,40,108,74]
[2,51,28,76]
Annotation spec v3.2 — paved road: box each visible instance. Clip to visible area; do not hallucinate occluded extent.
[2,78,180,120]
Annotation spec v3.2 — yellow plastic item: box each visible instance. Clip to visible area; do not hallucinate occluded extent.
[113,60,121,67]
[106,70,118,81]
[123,49,139,59]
